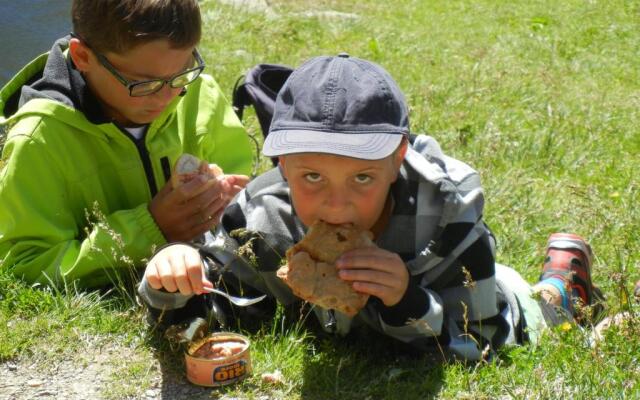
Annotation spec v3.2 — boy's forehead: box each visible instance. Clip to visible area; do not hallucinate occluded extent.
[282,152,393,168]
[111,39,191,59]
[107,41,195,78]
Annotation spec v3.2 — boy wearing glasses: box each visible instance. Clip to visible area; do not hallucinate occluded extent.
[0,0,253,288]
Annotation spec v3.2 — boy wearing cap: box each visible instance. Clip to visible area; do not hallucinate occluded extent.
[0,0,253,289]
[139,55,602,359]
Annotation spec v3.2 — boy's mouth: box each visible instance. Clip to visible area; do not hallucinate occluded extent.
[318,220,355,228]
[146,108,165,116]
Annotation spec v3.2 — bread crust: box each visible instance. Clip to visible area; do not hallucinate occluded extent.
[277,221,373,316]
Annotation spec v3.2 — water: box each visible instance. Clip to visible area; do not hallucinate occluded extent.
[0,1,72,87]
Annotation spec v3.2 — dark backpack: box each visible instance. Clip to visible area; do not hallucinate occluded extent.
[232,64,293,144]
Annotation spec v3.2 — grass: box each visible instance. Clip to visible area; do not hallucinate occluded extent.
[2,0,640,398]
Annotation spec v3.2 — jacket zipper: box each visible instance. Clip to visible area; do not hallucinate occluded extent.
[117,125,159,197]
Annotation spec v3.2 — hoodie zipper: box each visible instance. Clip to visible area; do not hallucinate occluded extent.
[116,125,158,197]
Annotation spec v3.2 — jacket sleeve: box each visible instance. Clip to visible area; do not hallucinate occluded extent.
[372,138,498,348]
[0,133,166,289]
[184,74,254,177]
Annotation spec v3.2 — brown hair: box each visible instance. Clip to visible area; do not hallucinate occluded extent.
[72,0,201,54]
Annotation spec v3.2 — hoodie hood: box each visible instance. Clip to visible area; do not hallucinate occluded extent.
[0,36,184,138]
[1,35,107,125]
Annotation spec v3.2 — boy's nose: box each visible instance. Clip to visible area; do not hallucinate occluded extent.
[154,83,180,103]
[324,187,351,213]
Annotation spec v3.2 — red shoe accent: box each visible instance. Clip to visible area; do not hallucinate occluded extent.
[539,233,594,307]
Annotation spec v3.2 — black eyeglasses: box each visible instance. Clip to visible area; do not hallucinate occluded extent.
[71,33,206,97]
[96,49,205,97]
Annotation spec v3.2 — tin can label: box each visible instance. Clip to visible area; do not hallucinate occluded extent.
[212,360,247,384]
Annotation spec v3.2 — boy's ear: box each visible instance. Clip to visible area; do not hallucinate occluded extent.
[390,138,408,182]
[393,138,408,169]
[278,156,288,180]
[69,38,93,73]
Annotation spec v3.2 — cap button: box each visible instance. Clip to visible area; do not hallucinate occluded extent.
[337,52,350,58]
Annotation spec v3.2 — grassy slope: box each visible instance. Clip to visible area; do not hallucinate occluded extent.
[2,0,639,398]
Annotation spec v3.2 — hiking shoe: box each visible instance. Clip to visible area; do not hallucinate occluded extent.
[539,233,603,318]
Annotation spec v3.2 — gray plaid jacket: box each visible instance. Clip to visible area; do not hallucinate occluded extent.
[140,135,529,360]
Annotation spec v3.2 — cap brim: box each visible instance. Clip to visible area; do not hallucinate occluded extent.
[262,130,404,160]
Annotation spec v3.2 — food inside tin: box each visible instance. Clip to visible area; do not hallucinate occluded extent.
[190,339,247,359]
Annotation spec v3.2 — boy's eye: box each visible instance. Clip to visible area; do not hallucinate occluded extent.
[304,173,322,183]
[354,174,372,184]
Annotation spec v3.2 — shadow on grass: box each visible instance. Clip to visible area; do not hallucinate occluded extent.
[147,328,220,400]
[143,300,448,399]
[297,323,446,400]
[144,295,282,399]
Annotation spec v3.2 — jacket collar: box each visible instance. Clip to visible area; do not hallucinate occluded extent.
[14,36,110,124]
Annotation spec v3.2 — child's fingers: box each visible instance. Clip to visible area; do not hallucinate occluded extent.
[183,181,223,213]
[156,179,174,196]
[336,251,396,272]
[351,278,406,307]
[168,251,204,296]
[199,193,226,220]
[184,249,208,294]
[172,174,218,202]
[146,244,206,294]
[338,268,391,286]
[145,262,163,290]
[174,254,199,296]
[210,202,227,223]
[350,281,390,299]
[185,197,225,235]
[202,268,214,290]
[335,247,409,306]
[224,174,250,188]
[156,257,179,293]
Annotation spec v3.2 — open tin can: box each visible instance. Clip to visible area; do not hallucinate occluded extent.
[185,332,252,387]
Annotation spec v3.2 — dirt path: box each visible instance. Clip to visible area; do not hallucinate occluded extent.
[0,341,248,400]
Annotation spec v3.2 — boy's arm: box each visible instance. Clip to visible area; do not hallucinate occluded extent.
[0,137,166,289]
[189,75,254,177]
[371,229,495,344]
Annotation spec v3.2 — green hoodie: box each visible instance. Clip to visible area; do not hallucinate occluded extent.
[0,37,253,288]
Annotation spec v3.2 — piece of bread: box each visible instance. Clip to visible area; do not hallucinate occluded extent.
[171,153,223,188]
[276,221,374,317]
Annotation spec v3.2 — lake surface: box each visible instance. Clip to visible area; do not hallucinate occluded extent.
[0,1,72,87]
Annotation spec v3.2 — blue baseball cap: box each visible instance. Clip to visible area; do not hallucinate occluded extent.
[262,54,409,160]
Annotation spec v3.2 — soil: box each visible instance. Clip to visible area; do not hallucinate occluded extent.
[0,339,252,400]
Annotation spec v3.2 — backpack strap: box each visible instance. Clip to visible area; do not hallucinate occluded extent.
[232,74,251,121]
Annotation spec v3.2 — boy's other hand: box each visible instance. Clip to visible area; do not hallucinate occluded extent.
[150,174,229,241]
[202,162,249,199]
[150,171,250,242]
[222,174,250,198]
[336,247,409,307]
[145,244,213,295]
